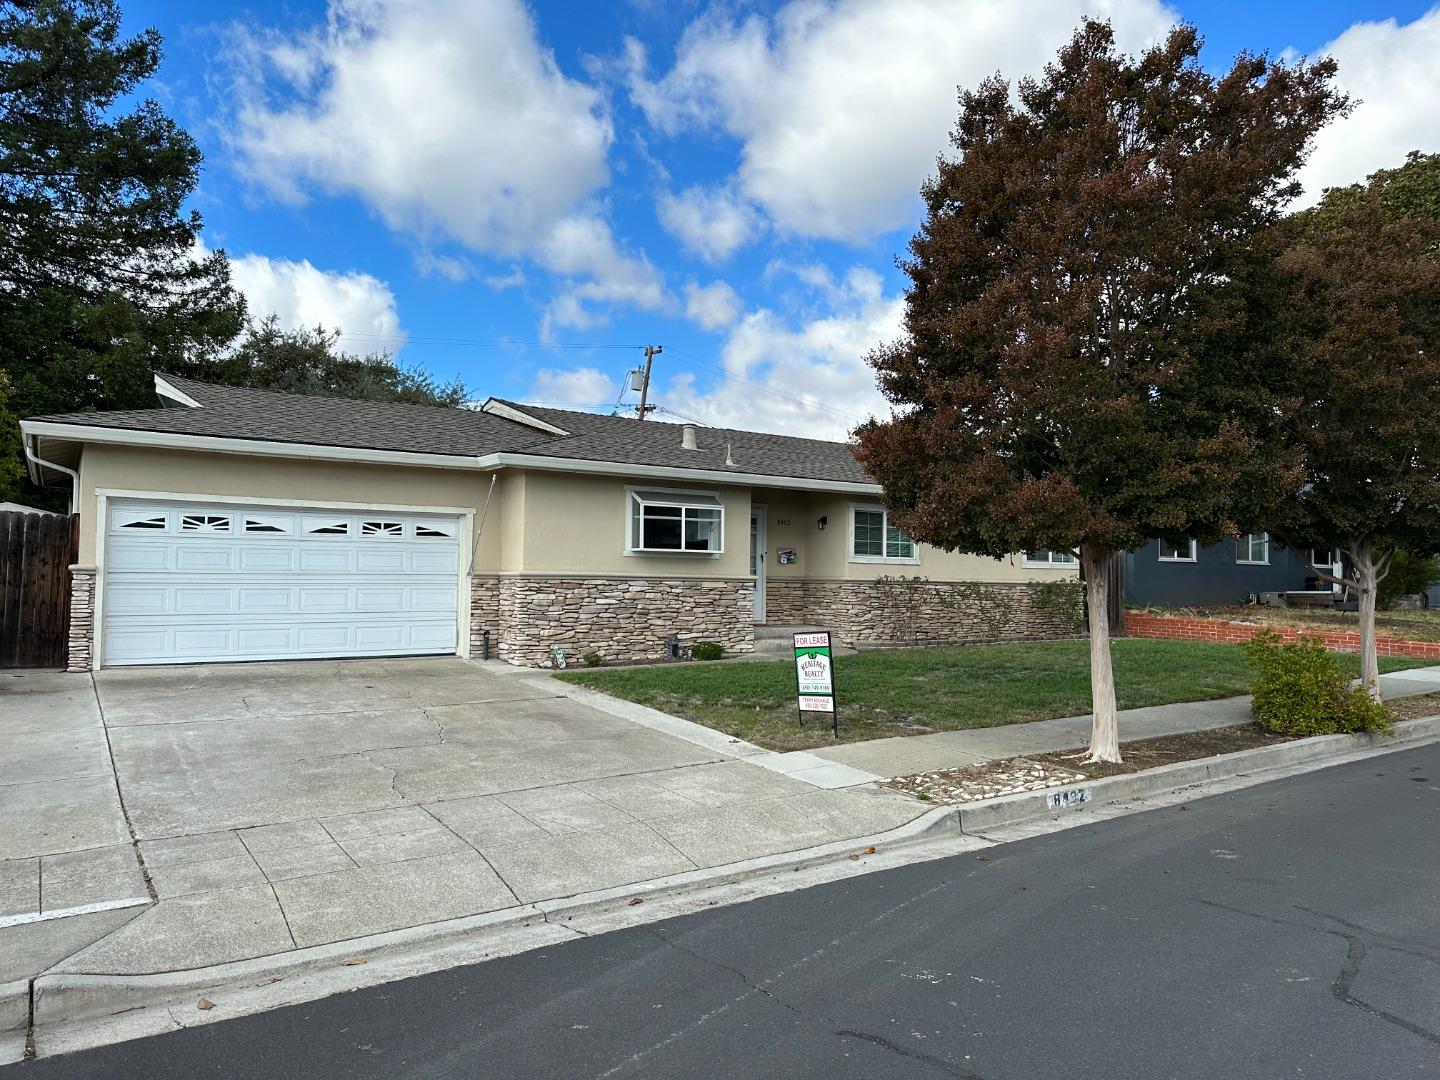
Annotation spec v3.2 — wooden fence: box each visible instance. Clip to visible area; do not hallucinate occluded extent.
[0,511,79,668]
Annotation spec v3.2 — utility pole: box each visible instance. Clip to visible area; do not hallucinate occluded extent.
[636,344,661,420]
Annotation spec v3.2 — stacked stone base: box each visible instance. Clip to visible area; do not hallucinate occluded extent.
[472,575,755,667]
[765,578,1082,648]
[66,566,95,672]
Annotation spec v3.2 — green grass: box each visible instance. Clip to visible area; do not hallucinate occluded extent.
[557,639,1431,751]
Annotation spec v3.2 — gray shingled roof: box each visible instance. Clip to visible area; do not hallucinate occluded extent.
[26,375,873,485]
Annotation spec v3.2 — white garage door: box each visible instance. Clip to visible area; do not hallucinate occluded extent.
[101,499,463,666]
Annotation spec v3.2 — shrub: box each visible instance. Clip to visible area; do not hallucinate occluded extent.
[1241,629,1391,735]
[582,652,603,668]
[1378,549,1440,608]
[690,641,724,661]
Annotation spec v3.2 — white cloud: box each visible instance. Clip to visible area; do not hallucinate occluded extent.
[527,366,618,406]
[1294,8,1440,205]
[539,215,669,333]
[683,280,742,331]
[657,184,761,261]
[628,0,1176,241]
[665,266,904,439]
[230,0,612,256]
[229,253,406,354]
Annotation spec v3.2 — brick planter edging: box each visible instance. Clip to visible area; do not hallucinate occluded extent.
[1124,611,1440,662]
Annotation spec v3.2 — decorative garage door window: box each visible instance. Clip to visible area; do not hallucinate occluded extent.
[101,500,464,667]
[627,488,724,553]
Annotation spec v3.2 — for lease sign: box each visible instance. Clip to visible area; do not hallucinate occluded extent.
[793,630,837,734]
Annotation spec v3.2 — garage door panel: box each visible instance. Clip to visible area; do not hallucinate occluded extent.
[103,499,464,666]
[355,550,407,573]
[108,544,171,572]
[297,548,353,573]
[174,587,235,614]
[239,548,296,571]
[175,547,236,572]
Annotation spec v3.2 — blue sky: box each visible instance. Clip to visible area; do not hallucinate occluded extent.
[122,0,1440,437]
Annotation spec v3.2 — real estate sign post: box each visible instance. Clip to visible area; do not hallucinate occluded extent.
[793,630,838,737]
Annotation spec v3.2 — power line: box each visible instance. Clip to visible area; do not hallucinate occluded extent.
[662,346,869,424]
[334,333,646,351]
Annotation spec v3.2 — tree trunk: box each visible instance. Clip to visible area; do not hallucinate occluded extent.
[1081,545,1121,763]
[1350,541,1383,703]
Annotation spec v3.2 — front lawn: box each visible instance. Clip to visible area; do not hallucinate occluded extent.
[557,639,1430,751]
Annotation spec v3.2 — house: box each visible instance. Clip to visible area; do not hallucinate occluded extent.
[1123,536,1337,608]
[19,375,1079,671]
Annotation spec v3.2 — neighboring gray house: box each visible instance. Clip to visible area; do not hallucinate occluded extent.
[1124,534,1328,608]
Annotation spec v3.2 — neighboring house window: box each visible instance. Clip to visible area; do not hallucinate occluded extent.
[1024,549,1078,567]
[1237,532,1269,564]
[850,506,917,562]
[1158,539,1198,562]
[628,489,724,554]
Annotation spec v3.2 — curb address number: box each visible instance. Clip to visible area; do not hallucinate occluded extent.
[1046,787,1092,810]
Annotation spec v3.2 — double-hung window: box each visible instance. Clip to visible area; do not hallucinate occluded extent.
[1237,532,1269,565]
[1024,549,1078,567]
[1158,539,1198,562]
[627,489,724,554]
[850,506,917,562]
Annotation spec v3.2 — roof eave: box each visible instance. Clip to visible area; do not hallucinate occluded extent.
[15,421,883,494]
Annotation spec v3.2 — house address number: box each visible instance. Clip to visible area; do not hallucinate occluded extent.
[1046,787,1092,810]
[774,518,792,527]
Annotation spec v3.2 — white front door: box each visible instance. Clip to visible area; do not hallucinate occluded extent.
[101,499,463,666]
[750,508,767,622]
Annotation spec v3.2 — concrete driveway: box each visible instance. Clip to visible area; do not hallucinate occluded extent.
[1,659,921,992]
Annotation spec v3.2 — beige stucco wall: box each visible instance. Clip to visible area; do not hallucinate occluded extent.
[75,444,504,569]
[756,492,1077,584]
[73,444,1073,586]
[512,470,752,578]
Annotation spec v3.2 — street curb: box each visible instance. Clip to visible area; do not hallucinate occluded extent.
[954,714,1440,833]
[24,714,1440,1049]
[0,980,27,1036]
[28,804,961,1037]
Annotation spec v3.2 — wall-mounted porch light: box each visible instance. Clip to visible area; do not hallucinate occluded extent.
[816,516,828,531]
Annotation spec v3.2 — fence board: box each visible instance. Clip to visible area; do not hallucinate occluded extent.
[0,511,78,668]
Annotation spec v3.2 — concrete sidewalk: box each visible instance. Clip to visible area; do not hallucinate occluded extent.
[805,666,1440,777]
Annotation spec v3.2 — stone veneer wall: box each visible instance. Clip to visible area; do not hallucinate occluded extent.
[765,578,1082,648]
[67,565,95,672]
[471,575,754,667]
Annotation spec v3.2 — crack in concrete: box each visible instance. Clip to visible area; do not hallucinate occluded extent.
[833,1028,987,1078]
[643,925,983,1078]
[1197,898,1440,1047]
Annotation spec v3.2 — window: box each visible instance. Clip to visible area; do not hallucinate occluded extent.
[244,515,292,535]
[1024,549,1078,567]
[627,489,724,554]
[305,518,350,536]
[180,514,231,533]
[850,506,917,562]
[1158,539,1197,562]
[360,520,404,537]
[1237,532,1269,565]
[414,522,456,539]
[117,513,167,531]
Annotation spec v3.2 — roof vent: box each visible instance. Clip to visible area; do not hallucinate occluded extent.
[681,424,699,451]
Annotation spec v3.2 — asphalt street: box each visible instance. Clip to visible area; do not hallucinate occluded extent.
[12,745,1440,1079]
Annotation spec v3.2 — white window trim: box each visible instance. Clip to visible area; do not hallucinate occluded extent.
[847,503,920,565]
[1158,539,1198,563]
[1022,550,1079,568]
[1236,532,1270,566]
[624,485,726,557]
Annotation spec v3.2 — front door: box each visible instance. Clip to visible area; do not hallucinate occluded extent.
[750,508,766,622]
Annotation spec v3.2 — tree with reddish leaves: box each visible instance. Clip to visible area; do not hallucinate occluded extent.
[855,21,1346,762]
[1271,153,1440,702]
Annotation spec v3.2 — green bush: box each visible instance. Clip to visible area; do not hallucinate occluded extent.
[690,641,724,661]
[582,652,603,668]
[1241,629,1391,735]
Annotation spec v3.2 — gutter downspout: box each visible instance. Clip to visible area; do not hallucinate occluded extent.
[23,434,79,514]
